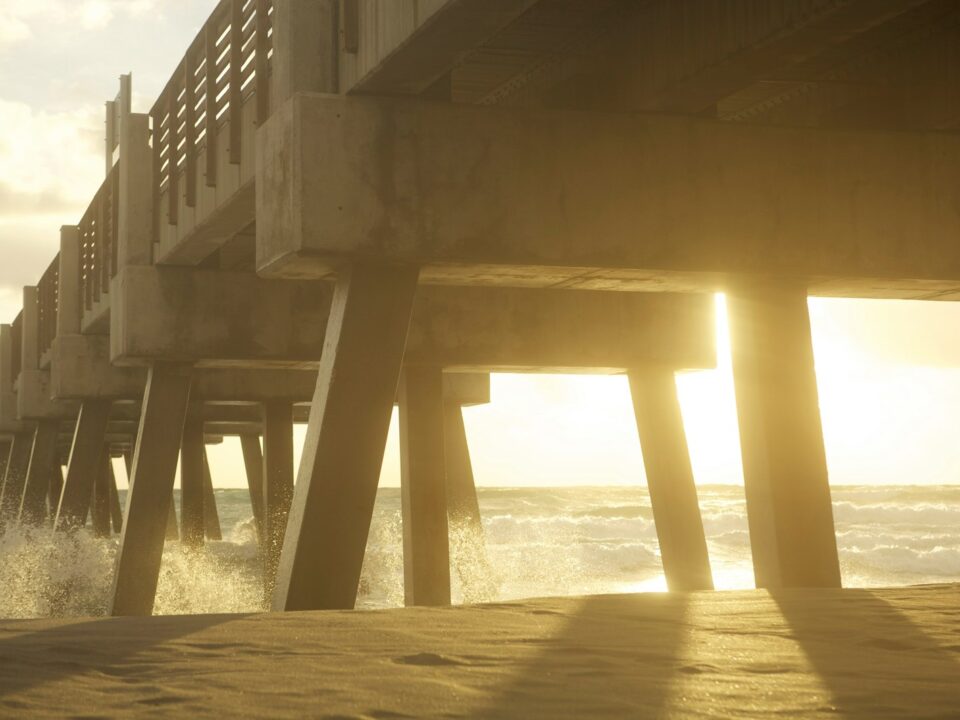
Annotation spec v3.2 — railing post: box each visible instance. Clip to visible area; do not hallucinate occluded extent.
[271,0,339,109]
[204,23,218,188]
[21,287,39,373]
[118,106,154,268]
[228,0,244,164]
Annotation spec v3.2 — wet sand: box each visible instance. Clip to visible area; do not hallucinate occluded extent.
[0,584,957,718]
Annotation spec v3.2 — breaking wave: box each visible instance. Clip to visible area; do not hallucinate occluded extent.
[1,484,958,618]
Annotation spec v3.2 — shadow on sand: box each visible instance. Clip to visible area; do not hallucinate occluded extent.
[0,613,246,703]
[476,592,692,718]
[773,588,960,719]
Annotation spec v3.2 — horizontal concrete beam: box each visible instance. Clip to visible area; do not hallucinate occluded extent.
[17,370,79,421]
[257,93,960,300]
[112,266,715,371]
[111,267,331,368]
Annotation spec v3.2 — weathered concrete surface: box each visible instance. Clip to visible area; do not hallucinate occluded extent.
[628,368,713,592]
[257,93,960,300]
[17,369,79,421]
[50,335,145,399]
[262,400,294,595]
[110,267,330,368]
[399,365,451,607]
[18,420,59,526]
[274,263,420,611]
[110,364,192,616]
[727,282,841,589]
[112,266,715,371]
[180,412,205,550]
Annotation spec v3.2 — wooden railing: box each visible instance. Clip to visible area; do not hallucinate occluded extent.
[37,254,60,360]
[79,163,120,313]
[151,0,273,226]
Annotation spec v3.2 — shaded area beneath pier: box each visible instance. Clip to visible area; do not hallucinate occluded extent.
[0,585,957,718]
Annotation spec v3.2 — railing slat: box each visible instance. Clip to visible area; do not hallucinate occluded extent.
[184,51,198,208]
[205,24,219,188]
[256,0,270,125]
[229,0,244,165]
[166,89,179,225]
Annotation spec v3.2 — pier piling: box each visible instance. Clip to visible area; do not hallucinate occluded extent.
[728,283,841,589]
[273,263,420,611]
[110,363,192,616]
[400,365,451,607]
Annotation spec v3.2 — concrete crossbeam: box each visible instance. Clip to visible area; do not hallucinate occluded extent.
[112,266,715,371]
[257,93,960,300]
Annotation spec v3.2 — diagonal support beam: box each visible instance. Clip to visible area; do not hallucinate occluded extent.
[728,282,841,589]
[110,363,192,616]
[273,262,420,611]
[19,420,59,526]
[55,400,112,532]
[240,434,265,546]
[628,368,713,591]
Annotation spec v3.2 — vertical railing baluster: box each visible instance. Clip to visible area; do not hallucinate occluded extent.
[256,0,270,125]
[96,190,105,303]
[166,86,179,225]
[111,166,120,277]
[151,109,161,245]
[229,0,243,164]
[184,51,198,208]
[205,23,219,187]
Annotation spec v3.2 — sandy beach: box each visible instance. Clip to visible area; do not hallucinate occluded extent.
[0,584,957,719]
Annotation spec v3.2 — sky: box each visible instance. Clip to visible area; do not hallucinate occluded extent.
[3,0,960,491]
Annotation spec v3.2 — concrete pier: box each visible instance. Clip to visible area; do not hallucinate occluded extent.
[179,412,205,550]
[628,369,713,591]
[262,400,293,593]
[110,364,192,616]
[727,283,841,589]
[55,400,111,531]
[7,0,959,615]
[18,421,58,526]
[0,432,32,526]
[239,434,266,545]
[274,263,420,611]
[399,365,451,607]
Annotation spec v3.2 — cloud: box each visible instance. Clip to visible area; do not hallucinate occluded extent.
[0,0,160,44]
[0,99,103,215]
[0,14,30,46]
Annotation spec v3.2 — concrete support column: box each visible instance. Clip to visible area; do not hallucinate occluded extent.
[443,403,492,602]
[0,441,10,491]
[400,366,451,607]
[239,434,265,545]
[110,363,192,616]
[273,262,420,611]
[47,463,64,521]
[108,459,123,534]
[19,420,59,526]
[262,400,293,594]
[202,450,221,541]
[179,412,205,551]
[727,282,841,589]
[628,368,713,591]
[0,431,33,526]
[55,400,111,532]
[126,449,176,540]
[92,449,112,538]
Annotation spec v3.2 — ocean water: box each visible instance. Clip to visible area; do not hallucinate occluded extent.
[1,484,958,618]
